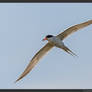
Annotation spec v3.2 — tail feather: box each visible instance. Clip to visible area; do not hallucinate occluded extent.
[61,46,78,57]
[66,48,78,57]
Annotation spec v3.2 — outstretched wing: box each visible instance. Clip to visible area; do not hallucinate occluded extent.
[57,20,92,40]
[15,42,54,82]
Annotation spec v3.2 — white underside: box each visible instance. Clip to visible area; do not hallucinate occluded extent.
[47,36,65,49]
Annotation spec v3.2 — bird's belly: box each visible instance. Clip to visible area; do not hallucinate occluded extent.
[48,37,64,48]
[53,40,64,48]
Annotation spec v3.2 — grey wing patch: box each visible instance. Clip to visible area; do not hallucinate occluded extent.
[15,42,54,82]
[57,20,92,40]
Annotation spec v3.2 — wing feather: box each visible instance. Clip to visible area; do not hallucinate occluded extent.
[15,42,54,82]
[57,20,92,40]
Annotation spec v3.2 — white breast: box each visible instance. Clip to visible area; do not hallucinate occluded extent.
[47,36,64,48]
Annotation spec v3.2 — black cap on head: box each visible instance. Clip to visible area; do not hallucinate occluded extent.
[46,35,53,38]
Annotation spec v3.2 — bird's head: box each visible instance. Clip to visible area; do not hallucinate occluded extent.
[42,35,54,41]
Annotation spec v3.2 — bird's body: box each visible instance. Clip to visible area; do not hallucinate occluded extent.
[46,36,77,56]
[15,20,92,82]
[47,36,64,48]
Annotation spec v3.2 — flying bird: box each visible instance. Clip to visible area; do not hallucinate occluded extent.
[15,20,92,82]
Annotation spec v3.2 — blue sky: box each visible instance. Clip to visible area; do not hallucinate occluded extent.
[0,3,92,89]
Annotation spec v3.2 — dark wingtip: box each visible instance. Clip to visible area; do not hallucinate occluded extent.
[14,79,19,83]
[14,76,23,83]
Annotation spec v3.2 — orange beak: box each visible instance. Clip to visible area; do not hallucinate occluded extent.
[42,37,47,41]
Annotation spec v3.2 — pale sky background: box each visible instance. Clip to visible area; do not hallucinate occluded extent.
[0,3,92,89]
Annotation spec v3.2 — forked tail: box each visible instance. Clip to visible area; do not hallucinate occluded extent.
[61,45,78,57]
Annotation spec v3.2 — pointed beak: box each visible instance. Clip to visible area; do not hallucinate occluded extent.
[42,37,47,41]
